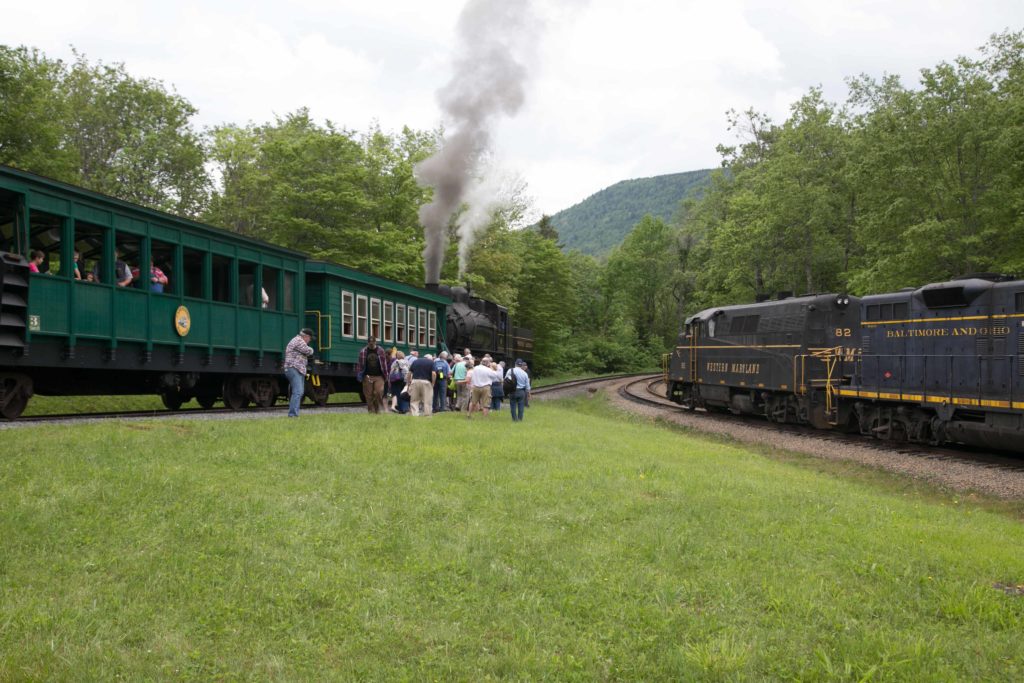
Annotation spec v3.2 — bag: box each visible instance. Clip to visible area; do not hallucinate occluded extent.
[388,365,402,382]
[447,377,456,391]
[503,370,517,396]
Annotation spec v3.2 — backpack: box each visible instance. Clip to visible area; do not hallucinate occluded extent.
[503,369,518,396]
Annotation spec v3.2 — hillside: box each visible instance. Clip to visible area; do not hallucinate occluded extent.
[548,169,713,256]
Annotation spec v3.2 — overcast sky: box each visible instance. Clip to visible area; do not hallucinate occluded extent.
[3,1,1022,217]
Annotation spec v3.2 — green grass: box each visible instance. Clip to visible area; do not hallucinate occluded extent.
[23,392,363,416]
[2,395,1024,680]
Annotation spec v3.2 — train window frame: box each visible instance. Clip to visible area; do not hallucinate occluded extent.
[211,254,234,304]
[428,310,437,348]
[383,301,394,343]
[238,261,259,307]
[396,304,406,344]
[28,209,64,275]
[283,271,295,313]
[418,309,427,347]
[74,220,108,285]
[356,294,368,339]
[341,291,354,337]
[408,306,417,348]
[370,298,381,339]
[182,247,206,299]
[262,265,280,311]
[149,238,176,294]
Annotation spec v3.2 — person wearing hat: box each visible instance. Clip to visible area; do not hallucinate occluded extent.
[283,328,316,417]
[356,335,389,413]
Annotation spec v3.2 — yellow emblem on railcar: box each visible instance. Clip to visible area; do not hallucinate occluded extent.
[174,306,191,337]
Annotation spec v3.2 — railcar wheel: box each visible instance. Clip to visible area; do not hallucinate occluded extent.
[0,391,28,419]
[222,380,250,411]
[160,391,184,411]
[196,394,218,409]
[306,382,330,407]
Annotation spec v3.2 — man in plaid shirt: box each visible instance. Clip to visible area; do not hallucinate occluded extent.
[283,328,315,417]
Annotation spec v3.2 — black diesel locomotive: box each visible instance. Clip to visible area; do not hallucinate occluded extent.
[666,275,1024,451]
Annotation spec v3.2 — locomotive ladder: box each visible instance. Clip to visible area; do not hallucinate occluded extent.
[803,347,844,426]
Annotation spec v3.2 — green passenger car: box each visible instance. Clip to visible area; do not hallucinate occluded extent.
[303,261,450,398]
[0,164,305,417]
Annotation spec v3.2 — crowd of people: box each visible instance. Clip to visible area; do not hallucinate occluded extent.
[282,329,532,420]
[357,336,532,420]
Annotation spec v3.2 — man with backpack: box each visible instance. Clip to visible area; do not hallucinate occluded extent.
[432,351,450,413]
[505,359,531,422]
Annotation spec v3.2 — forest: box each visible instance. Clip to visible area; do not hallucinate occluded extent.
[1,30,1022,375]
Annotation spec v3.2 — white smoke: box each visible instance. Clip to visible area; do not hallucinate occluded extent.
[415,0,542,283]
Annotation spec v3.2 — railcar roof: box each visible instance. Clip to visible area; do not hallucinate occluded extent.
[685,292,850,325]
[305,260,450,304]
[0,163,307,259]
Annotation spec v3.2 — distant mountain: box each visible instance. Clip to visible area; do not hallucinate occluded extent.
[547,169,714,257]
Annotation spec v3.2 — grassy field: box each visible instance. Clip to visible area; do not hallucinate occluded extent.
[2,395,1023,680]
[22,392,363,416]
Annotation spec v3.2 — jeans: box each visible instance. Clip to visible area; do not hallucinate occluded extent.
[433,379,447,412]
[285,367,305,417]
[509,388,525,421]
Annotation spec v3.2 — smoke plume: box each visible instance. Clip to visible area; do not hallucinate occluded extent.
[416,0,540,283]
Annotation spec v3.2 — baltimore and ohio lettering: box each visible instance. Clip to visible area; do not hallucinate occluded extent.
[885,325,1009,338]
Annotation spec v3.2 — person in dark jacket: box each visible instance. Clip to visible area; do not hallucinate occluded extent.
[356,335,389,414]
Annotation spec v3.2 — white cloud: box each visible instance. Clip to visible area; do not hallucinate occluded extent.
[2,0,1022,215]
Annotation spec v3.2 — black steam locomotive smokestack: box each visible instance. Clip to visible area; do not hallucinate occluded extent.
[425,282,439,293]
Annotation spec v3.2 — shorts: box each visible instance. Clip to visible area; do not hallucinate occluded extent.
[470,385,491,409]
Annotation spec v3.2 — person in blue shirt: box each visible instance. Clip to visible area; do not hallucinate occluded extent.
[505,358,532,422]
[432,351,450,412]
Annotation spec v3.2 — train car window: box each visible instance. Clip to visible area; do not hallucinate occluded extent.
[743,315,759,334]
[418,309,427,347]
[922,286,968,308]
[182,247,205,298]
[1016,292,1024,313]
[383,301,394,343]
[428,311,437,348]
[341,291,354,336]
[282,271,295,312]
[28,210,63,275]
[238,261,258,306]
[0,189,20,254]
[211,255,233,303]
[262,266,280,310]
[356,295,368,339]
[150,239,175,294]
[408,306,417,347]
[370,298,381,339]
[729,317,745,335]
[73,220,106,283]
[396,304,406,343]
[880,303,893,320]
[116,234,141,288]
[893,302,908,319]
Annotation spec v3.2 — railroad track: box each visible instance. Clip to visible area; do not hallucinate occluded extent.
[615,374,1024,497]
[4,374,649,427]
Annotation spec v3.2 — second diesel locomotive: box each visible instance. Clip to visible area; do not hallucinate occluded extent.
[666,275,1024,451]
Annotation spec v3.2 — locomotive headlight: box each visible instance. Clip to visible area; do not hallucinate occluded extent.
[835,296,850,308]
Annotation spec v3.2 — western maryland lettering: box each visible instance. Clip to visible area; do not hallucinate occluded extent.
[885,325,1010,338]
[706,362,761,374]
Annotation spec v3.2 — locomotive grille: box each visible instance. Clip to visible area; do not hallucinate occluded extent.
[976,336,990,356]
[1019,332,1024,375]
[862,333,872,354]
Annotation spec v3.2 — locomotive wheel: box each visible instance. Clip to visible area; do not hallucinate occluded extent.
[0,391,28,420]
[222,380,250,411]
[196,393,218,409]
[160,391,184,411]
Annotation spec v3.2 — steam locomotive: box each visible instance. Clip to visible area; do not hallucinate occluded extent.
[666,275,1024,451]
[430,283,533,364]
